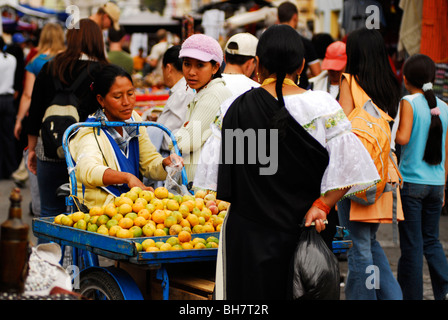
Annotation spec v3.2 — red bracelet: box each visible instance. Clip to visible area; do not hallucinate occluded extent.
[312,198,331,215]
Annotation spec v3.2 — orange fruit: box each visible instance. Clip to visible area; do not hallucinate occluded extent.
[117,196,133,207]
[145,203,156,214]
[103,204,117,218]
[169,224,182,235]
[154,228,167,236]
[152,209,167,224]
[89,206,103,216]
[181,242,194,250]
[109,225,121,237]
[187,213,199,227]
[182,200,195,212]
[132,201,145,213]
[166,199,180,211]
[133,216,147,227]
[142,238,156,250]
[202,224,215,233]
[146,246,160,252]
[178,230,191,243]
[118,217,133,229]
[160,243,172,251]
[164,215,177,228]
[142,223,155,237]
[178,204,190,218]
[137,208,151,220]
[139,190,154,202]
[194,242,206,249]
[116,228,133,238]
[118,203,132,215]
[154,187,169,199]
[180,219,191,228]
[151,199,164,210]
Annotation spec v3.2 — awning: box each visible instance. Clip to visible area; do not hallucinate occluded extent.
[119,11,179,26]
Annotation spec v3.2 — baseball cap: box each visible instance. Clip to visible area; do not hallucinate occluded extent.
[179,34,223,64]
[103,2,120,31]
[321,41,347,71]
[224,33,258,57]
[12,33,26,44]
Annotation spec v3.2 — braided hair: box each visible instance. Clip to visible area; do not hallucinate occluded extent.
[256,25,304,139]
[403,54,442,165]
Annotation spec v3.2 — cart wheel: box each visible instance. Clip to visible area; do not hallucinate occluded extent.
[77,270,124,300]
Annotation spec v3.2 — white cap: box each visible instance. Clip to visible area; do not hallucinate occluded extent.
[224,33,258,57]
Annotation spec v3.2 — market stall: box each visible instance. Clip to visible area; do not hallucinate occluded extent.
[31,120,223,300]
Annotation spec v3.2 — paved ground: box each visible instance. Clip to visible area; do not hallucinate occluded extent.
[1,177,447,300]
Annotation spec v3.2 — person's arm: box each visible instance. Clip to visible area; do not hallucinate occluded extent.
[304,188,349,232]
[14,71,35,139]
[173,93,221,154]
[338,77,355,116]
[27,134,38,175]
[395,99,413,146]
[308,60,321,78]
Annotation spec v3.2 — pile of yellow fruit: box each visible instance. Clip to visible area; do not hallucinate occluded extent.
[136,235,219,252]
[53,187,229,241]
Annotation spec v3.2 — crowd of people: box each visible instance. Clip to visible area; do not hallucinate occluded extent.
[0,0,447,301]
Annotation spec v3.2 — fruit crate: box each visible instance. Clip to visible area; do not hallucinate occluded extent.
[32,217,219,264]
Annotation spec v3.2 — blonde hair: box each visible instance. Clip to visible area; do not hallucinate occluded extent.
[36,23,66,57]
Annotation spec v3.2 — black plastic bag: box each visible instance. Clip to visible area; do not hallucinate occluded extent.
[292,226,340,300]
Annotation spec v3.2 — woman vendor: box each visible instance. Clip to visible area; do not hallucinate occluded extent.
[69,65,183,208]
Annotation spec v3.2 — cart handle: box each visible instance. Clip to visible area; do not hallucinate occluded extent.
[62,121,188,198]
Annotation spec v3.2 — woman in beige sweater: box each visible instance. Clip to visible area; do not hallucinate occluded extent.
[69,65,182,208]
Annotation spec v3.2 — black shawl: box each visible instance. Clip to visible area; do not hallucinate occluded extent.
[217,87,330,235]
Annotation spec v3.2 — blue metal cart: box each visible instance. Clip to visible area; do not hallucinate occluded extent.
[32,120,217,300]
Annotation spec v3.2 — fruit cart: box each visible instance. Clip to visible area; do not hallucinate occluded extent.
[32,120,218,300]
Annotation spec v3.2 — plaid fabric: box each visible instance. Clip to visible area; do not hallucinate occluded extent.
[93,109,139,154]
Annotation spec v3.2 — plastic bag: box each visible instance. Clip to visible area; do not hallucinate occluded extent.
[164,162,191,196]
[292,226,340,300]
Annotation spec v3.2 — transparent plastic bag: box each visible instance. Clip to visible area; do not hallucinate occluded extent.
[164,162,191,196]
[292,226,340,300]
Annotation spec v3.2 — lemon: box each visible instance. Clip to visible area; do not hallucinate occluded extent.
[54,214,65,224]
[87,223,98,233]
[72,211,85,223]
[135,242,143,252]
[129,226,142,238]
[75,219,87,230]
[97,225,109,235]
[166,236,179,246]
[141,238,156,251]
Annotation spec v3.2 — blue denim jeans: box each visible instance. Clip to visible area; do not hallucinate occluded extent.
[338,198,403,300]
[37,158,68,217]
[398,182,448,300]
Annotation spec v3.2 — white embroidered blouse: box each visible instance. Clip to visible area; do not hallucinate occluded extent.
[194,89,380,197]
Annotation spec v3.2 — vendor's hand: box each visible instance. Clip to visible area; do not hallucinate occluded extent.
[304,206,327,233]
[162,153,184,169]
[126,174,154,192]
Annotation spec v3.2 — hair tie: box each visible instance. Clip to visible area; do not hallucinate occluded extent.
[422,82,433,92]
[430,107,441,116]
[90,82,94,91]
